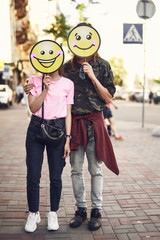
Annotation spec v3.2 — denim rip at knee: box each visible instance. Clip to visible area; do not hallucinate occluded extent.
[70,141,103,209]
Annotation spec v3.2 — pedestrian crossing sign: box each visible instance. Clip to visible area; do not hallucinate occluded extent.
[123,24,143,44]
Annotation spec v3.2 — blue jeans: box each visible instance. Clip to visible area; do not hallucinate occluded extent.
[26,115,66,212]
[70,141,103,210]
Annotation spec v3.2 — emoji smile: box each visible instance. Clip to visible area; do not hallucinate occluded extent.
[34,54,60,68]
[74,44,95,50]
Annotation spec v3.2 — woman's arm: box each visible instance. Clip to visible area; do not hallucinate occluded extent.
[28,89,48,113]
[28,76,50,113]
[82,62,113,104]
[24,78,34,95]
[63,104,72,158]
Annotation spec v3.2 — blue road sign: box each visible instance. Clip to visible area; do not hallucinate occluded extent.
[123,24,143,44]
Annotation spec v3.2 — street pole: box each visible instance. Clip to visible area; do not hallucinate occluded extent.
[136,0,156,128]
[142,21,146,128]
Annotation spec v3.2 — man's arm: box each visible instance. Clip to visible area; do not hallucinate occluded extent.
[83,62,113,103]
[92,78,112,103]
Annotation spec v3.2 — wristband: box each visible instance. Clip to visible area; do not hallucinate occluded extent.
[65,134,72,139]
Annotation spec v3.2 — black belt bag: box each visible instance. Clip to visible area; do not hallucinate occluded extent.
[36,122,64,146]
[36,75,64,146]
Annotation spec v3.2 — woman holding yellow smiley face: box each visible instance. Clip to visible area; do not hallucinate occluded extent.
[24,40,74,233]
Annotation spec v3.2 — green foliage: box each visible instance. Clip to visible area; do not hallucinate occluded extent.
[109,57,127,86]
[43,1,100,43]
[71,0,100,3]
[153,79,160,84]
[76,3,87,22]
[43,13,72,41]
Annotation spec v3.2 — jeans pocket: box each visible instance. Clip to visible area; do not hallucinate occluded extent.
[28,120,41,134]
[54,118,65,130]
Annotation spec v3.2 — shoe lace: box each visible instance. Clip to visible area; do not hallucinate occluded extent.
[75,208,86,217]
[49,213,57,222]
[27,213,37,225]
[91,209,101,218]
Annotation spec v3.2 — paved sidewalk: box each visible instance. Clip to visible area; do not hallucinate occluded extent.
[0,104,160,240]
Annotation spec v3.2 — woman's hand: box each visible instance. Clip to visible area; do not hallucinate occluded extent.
[63,141,71,158]
[24,79,34,94]
[43,75,51,91]
[82,62,96,81]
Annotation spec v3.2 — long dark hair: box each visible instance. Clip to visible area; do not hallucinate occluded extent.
[70,22,101,71]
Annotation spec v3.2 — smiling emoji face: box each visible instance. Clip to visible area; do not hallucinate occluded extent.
[30,40,64,74]
[67,25,101,58]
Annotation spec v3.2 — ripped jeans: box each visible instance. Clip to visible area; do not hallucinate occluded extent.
[70,141,103,210]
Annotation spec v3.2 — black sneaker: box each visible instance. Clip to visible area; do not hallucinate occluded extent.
[69,207,87,228]
[88,208,102,231]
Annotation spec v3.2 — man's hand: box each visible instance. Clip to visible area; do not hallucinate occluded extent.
[82,62,96,81]
[82,62,112,103]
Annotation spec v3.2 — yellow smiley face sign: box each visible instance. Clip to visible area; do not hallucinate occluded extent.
[30,40,64,74]
[67,25,101,58]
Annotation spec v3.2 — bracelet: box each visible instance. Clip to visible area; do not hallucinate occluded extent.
[65,134,72,139]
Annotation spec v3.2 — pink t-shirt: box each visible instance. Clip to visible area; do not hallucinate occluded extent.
[28,75,74,120]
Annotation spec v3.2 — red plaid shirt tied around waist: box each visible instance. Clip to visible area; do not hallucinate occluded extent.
[71,111,119,175]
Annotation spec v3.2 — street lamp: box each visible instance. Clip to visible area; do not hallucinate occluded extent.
[136,0,156,128]
[136,0,156,19]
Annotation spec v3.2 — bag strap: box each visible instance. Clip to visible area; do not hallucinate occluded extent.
[42,74,45,121]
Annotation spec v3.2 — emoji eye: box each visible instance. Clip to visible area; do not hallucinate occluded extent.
[40,51,45,55]
[86,35,92,40]
[49,50,53,54]
[76,35,81,41]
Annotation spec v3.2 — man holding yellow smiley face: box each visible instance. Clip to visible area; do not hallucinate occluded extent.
[65,22,119,231]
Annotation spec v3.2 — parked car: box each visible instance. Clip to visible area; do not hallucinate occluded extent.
[0,84,13,107]
[129,89,149,102]
[114,86,131,100]
[153,90,160,104]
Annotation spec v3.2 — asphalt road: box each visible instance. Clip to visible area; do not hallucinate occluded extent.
[112,100,160,126]
[0,100,160,127]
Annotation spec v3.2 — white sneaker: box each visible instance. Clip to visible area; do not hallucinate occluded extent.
[47,211,59,231]
[25,212,41,232]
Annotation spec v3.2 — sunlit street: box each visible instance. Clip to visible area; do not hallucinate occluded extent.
[0,0,160,239]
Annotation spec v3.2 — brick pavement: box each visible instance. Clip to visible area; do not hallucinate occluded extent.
[0,104,160,240]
